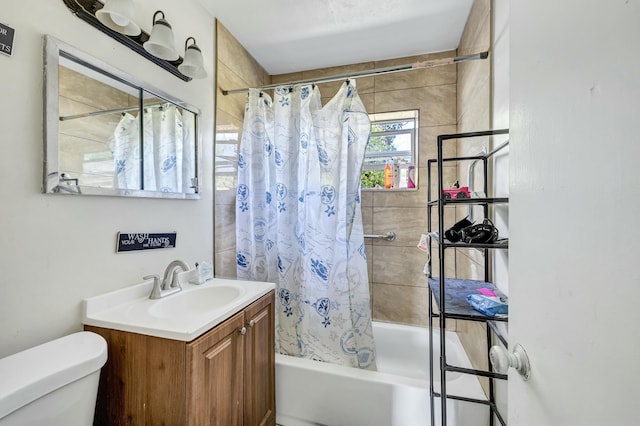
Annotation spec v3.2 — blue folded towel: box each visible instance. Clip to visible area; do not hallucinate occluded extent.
[466,294,508,317]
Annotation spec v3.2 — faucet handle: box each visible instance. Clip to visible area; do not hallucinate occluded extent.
[143,274,160,284]
[144,275,162,299]
[171,270,184,289]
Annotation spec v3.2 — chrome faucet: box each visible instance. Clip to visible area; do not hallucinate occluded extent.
[162,260,190,290]
[145,260,190,299]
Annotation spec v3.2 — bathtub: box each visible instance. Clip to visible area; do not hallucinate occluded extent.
[275,321,488,426]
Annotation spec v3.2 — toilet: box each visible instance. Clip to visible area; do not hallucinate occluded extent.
[0,331,107,426]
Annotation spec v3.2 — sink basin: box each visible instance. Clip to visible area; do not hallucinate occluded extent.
[149,285,245,319]
[83,278,275,341]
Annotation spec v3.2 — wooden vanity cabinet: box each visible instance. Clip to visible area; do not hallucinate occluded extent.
[241,292,276,425]
[187,290,275,426]
[86,290,275,426]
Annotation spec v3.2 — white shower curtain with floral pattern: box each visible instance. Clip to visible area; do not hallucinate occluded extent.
[110,104,194,193]
[236,81,376,370]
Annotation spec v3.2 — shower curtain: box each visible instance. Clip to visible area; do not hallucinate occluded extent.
[236,81,376,370]
[110,104,194,192]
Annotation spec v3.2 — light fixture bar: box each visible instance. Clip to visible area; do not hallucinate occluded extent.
[61,0,191,81]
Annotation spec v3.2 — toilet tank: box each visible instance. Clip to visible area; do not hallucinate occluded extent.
[0,331,107,426]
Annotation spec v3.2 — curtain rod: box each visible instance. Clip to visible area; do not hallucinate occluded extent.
[221,51,488,96]
[59,102,167,121]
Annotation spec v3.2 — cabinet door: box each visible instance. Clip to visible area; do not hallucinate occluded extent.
[85,325,186,426]
[243,292,276,426]
[187,311,245,426]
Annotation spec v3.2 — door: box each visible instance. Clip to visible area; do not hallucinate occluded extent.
[243,292,276,426]
[187,311,245,426]
[510,1,640,424]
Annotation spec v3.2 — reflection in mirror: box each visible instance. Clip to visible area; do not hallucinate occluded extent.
[44,35,200,198]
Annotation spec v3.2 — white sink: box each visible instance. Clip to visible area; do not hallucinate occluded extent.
[82,278,274,341]
[149,285,244,319]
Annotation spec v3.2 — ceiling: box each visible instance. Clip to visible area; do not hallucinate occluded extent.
[197,0,474,75]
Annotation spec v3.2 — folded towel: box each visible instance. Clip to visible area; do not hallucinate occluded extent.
[467,294,508,317]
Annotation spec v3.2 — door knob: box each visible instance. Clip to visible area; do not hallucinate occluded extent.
[239,326,247,335]
[489,343,531,381]
[248,319,255,328]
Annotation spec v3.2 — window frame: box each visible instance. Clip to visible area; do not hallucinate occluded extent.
[362,110,419,190]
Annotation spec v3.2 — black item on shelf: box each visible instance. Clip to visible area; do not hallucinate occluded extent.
[445,217,499,245]
[444,217,474,242]
[461,218,499,244]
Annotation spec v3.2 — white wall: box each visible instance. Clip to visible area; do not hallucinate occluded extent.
[491,0,509,293]
[491,0,509,420]
[0,0,215,357]
[510,1,640,424]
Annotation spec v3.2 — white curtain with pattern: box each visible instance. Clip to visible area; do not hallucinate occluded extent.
[110,104,194,193]
[236,81,376,370]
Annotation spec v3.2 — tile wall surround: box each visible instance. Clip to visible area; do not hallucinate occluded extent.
[455,0,495,396]
[214,18,496,329]
[214,21,270,279]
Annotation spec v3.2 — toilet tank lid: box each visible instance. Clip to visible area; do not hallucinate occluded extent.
[0,331,107,420]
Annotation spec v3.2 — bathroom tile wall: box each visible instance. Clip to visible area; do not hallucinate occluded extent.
[455,0,494,394]
[272,53,460,328]
[58,67,134,181]
[214,21,270,278]
[214,22,465,328]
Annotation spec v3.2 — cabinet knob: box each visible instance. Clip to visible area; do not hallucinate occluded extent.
[239,326,247,335]
[248,320,255,328]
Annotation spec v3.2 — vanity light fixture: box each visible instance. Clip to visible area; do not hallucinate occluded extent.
[143,10,179,61]
[178,37,207,79]
[61,0,195,81]
[95,0,140,36]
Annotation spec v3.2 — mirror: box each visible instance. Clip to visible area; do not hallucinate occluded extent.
[44,35,200,199]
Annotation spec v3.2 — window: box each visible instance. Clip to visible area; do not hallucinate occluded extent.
[215,124,240,191]
[361,110,418,189]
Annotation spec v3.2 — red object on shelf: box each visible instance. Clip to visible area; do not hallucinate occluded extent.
[442,186,471,199]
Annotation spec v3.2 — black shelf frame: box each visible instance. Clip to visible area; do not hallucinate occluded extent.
[427,129,509,426]
[428,233,509,250]
[427,197,509,207]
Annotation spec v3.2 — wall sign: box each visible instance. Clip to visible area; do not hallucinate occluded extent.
[116,232,177,253]
[0,22,15,57]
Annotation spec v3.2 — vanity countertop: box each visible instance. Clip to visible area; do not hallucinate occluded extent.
[83,278,275,341]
